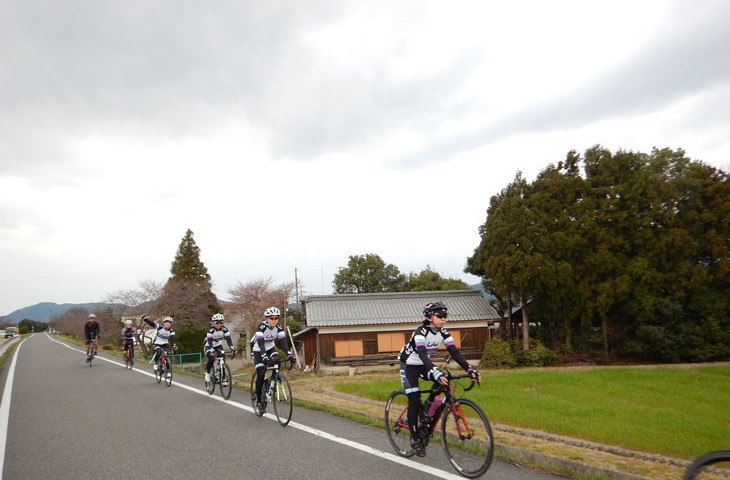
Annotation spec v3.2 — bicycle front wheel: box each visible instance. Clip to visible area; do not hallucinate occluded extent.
[165,362,172,387]
[249,375,263,416]
[205,371,215,395]
[682,450,730,480]
[219,363,232,400]
[272,375,293,426]
[155,363,162,384]
[384,390,415,458]
[440,398,494,478]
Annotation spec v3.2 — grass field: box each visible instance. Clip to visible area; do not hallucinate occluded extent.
[332,364,730,459]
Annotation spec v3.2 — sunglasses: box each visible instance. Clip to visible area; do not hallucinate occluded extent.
[434,312,448,319]
[214,321,222,324]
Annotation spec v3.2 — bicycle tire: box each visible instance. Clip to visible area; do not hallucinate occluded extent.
[219,363,232,400]
[205,370,216,394]
[155,361,162,384]
[384,390,415,458]
[440,398,494,478]
[165,361,172,387]
[272,374,293,426]
[249,375,264,416]
[682,450,730,480]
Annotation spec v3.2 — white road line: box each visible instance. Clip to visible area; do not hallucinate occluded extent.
[41,334,465,479]
[0,337,26,480]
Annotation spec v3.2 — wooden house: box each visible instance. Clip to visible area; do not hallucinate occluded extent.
[295,290,500,370]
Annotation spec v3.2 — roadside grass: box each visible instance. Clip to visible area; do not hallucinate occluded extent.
[332,364,730,460]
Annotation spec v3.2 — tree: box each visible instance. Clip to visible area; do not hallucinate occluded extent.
[227,277,295,356]
[18,319,47,334]
[467,146,730,362]
[406,265,470,291]
[466,172,536,348]
[155,229,220,330]
[105,279,164,357]
[332,254,407,293]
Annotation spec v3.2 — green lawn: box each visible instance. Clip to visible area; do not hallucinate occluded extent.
[333,364,730,459]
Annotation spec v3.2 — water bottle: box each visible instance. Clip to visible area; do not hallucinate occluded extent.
[427,394,442,418]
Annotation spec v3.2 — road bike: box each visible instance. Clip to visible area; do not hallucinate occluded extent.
[249,357,294,426]
[682,450,730,480]
[86,337,99,367]
[153,349,173,387]
[384,369,494,478]
[123,342,135,369]
[205,349,234,400]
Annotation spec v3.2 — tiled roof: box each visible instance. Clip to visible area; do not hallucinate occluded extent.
[302,290,500,327]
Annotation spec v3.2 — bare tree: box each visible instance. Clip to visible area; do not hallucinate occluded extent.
[104,279,164,315]
[227,278,294,357]
[105,279,164,356]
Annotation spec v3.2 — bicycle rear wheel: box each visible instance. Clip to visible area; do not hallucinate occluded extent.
[682,450,730,480]
[440,398,493,478]
[165,361,172,387]
[272,375,293,426]
[384,390,415,457]
[219,363,232,400]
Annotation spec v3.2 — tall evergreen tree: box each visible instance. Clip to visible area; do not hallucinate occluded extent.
[468,146,730,362]
[155,229,220,330]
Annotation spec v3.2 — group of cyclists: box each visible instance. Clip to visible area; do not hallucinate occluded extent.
[82,306,297,411]
[83,300,480,458]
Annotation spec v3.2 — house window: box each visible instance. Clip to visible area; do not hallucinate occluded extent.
[377,333,405,352]
[334,340,363,357]
[439,330,461,349]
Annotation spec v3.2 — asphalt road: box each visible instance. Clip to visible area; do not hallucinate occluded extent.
[1,334,565,480]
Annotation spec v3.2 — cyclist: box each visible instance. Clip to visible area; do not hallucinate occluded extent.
[84,313,100,362]
[251,307,295,414]
[204,313,236,384]
[398,301,480,457]
[142,316,177,372]
[121,319,136,360]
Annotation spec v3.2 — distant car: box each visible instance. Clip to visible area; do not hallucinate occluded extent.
[5,327,17,338]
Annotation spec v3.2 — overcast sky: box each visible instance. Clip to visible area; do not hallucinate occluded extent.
[2,1,730,316]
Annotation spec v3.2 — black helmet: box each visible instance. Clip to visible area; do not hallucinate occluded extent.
[423,301,447,317]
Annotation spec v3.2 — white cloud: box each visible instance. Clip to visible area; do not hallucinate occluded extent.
[2,0,730,315]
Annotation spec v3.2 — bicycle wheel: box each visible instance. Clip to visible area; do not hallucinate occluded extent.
[165,361,173,387]
[249,375,263,416]
[440,398,494,478]
[272,375,293,426]
[384,390,415,458]
[682,450,730,480]
[219,363,232,400]
[205,370,216,395]
[155,361,162,384]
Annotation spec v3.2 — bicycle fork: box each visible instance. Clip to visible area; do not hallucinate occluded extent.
[449,403,474,440]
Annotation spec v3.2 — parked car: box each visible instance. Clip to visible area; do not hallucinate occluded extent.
[5,327,17,338]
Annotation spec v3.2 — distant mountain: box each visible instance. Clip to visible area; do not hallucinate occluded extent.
[1,302,123,323]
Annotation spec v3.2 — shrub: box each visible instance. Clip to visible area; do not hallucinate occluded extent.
[480,338,516,369]
[524,340,559,366]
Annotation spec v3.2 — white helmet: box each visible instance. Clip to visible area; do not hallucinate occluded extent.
[264,307,280,317]
[212,313,224,323]
[163,316,173,323]
[124,319,133,326]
